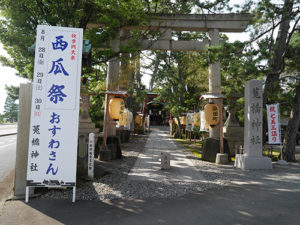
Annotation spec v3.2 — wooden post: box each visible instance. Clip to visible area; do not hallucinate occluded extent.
[102,94,110,149]
[102,91,128,149]
[219,98,224,154]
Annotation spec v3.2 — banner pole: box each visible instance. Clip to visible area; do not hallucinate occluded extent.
[25,187,29,203]
[72,186,76,202]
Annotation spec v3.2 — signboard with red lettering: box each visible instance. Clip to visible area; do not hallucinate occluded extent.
[26,25,83,188]
[266,104,281,144]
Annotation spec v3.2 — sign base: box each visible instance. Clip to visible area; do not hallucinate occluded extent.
[277,159,288,165]
[25,186,76,203]
[235,154,272,170]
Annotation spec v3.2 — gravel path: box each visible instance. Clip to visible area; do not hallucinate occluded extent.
[40,129,300,201]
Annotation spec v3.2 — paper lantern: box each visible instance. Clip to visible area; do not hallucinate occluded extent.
[174,118,179,125]
[109,97,125,120]
[135,115,142,125]
[193,112,200,127]
[180,116,186,125]
[204,103,219,125]
[118,108,128,127]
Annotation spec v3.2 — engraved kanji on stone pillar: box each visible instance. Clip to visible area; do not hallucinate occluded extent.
[235,79,272,170]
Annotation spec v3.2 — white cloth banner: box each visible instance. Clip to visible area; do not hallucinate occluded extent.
[186,113,194,131]
[266,104,281,144]
[26,25,83,187]
[200,110,208,132]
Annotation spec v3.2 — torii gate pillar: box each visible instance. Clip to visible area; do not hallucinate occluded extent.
[208,28,222,139]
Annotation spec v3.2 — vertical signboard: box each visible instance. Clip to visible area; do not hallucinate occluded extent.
[200,110,208,132]
[243,80,263,157]
[266,104,281,144]
[26,26,83,192]
[185,113,193,132]
[88,133,95,179]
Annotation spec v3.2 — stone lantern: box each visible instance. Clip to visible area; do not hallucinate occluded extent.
[77,82,100,177]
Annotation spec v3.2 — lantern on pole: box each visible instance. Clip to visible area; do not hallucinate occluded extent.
[174,118,179,125]
[204,103,219,125]
[193,112,200,127]
[135,114,142,125]
[180,116,187,125]
[109,97,125,121]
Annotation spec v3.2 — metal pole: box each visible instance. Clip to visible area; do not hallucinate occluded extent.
[25,187,29,203]
[72,186,76,202]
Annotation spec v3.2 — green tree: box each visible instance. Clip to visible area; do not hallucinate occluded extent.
[247,0,300,161]
[281,31,300,161]
[0,0,149,129]
[3,96,18,122]
[5,85,19,101]
[212,0,300,161]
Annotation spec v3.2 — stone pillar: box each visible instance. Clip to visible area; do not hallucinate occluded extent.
[223,97,244,156]
[107,57,120,90]
[119,29,133,91]
[103,33,120,137]
[208,28,221,138]
[78,91,99,176]
[14,84,34,197]
[235,79,272,170]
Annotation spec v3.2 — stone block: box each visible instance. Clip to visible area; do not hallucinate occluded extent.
[235,79,273,170]
[15,84,34,197]
[99,149,112,161]
[216,153,228,164]
[235,154,272,170]
[202,138,231,162]
[98,136,122,161]
[161,152,170,170]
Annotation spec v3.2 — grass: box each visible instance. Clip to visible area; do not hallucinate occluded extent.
[175,138,202,159]
[175,138,281,162]
[263,149,281,161]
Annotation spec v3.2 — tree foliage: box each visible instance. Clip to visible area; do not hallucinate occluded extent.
[5,85,19,101]
[3,95,18,122]
[1,0,300,160]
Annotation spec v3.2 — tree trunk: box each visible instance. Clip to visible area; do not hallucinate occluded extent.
[283,81,300,161]
[178,60,184,106]
[263,0,294,105]
[262,0,294,142]
[175,116,182,139]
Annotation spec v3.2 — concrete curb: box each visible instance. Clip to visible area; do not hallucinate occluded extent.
[0,133,17,137]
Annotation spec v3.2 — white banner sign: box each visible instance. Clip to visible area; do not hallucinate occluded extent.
[200,110,208,132]
[266,104,281,144]
[26,25,83,187]
[186,113,194,132]
[88,133,95,179]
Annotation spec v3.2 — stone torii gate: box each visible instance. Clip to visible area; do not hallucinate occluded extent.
[89,13,253,160]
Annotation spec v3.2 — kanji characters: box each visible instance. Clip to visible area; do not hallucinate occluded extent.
[52,35,68,51]
[48,58,69,76]
[47,84,67,104]
[33,125,40,134]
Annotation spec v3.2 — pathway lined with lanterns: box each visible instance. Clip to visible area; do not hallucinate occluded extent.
[128,126,206,183]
